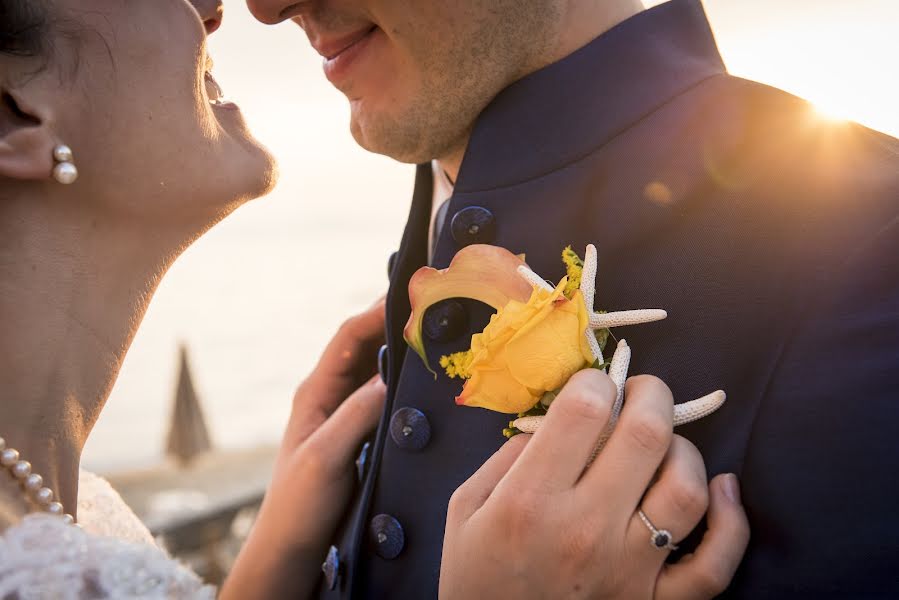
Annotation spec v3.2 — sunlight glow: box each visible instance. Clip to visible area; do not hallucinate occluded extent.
[813,99,851,123]
[706,0,899,138]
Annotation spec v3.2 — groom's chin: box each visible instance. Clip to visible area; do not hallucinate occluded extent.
[349,110,438,165]
[350,120,412,164]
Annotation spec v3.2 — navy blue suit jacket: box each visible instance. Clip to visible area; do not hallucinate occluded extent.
[317,1,899,597]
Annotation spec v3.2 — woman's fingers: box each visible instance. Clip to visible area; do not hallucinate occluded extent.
[301,376,387,474]
[656,474,750,599]
[625,435,709,562]
[305,298,386,405]
[286,300,385,445]
[579,375,674,514]
[503,369,616,492]
[448,435,530,524]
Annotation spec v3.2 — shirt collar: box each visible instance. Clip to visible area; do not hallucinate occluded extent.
[428,162,456,262]
[454,0,726,194]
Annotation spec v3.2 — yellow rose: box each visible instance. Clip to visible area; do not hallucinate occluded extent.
[404,244,595,415]
[455,279,594,413]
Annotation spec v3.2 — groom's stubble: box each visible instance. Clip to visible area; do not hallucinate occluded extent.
[307,1,564,165]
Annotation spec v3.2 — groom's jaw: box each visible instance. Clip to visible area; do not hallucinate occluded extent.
[284,0,568,166]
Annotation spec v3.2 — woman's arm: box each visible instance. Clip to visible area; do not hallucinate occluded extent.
[221,300,386,600]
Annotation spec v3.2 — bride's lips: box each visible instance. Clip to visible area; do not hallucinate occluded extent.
[318,25,379,85]
[204,71,238,111]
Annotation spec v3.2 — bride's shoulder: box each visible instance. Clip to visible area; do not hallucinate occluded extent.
[77,469,156,546]
[0,514,214,599]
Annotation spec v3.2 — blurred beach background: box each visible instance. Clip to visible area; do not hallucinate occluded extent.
[84,0,899,471]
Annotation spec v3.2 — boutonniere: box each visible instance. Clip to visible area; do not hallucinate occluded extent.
[404,244,725,449]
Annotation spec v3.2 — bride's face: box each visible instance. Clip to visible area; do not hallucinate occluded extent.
[4,0,276,220]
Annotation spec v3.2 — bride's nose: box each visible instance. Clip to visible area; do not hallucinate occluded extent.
[190,0,225,34]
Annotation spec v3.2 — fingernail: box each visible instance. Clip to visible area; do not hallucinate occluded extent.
[721,473,741,505]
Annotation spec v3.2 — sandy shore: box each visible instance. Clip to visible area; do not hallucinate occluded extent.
[105,445,278,531]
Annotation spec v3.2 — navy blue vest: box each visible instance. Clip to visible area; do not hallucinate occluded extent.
[317,1,899,597]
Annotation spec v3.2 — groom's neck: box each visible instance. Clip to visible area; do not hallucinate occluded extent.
[436,0,646,183]
[436,145,465,186]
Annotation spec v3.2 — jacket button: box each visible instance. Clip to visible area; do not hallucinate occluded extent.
[389,407,431,450]
[377,344,389,384]
[321,545,340,590]
[423,299,469,343]
[387,251,398,279]
[451,206,496,246]
[370,514,405,559]
[355,441,371,482]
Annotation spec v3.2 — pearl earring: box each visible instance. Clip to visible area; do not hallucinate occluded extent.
[52,145,78,185]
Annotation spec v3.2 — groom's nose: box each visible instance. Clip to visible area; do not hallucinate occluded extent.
[190,0,225,33]
[246,0,312,25]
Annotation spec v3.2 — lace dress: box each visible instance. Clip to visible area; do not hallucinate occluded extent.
[0,471,214,599]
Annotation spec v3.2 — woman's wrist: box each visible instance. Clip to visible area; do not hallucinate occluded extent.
[222,510,323,600]
[252,500,321,557]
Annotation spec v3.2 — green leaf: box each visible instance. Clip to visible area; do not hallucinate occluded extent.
[590,358,611,371]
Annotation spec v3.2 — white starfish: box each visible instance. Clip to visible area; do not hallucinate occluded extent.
[517,265,555,293]
[512,244,726,459]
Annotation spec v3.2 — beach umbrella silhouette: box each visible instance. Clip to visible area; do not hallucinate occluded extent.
[166,345,213,466]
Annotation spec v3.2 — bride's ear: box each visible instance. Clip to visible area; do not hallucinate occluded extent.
[0,87,56,182]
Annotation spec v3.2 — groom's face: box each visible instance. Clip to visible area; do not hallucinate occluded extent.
[248,0,560,164]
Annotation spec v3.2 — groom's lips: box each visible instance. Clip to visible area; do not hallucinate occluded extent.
[317,25,378,85]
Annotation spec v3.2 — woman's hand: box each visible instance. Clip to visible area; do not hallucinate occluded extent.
[221,300,387,600]
[440,370,750,600]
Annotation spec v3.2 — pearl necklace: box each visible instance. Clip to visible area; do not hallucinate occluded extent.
[0,436,75,525]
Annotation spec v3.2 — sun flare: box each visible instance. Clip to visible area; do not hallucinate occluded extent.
[703,0,899,138]
[812,99,851,123]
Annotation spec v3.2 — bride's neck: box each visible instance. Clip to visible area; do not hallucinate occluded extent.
[0,193,200,527]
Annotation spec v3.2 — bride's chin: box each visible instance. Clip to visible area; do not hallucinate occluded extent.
[192,151,278,218]
[208,105,277,194]
[246,145,280,199]
[228,161,279,211]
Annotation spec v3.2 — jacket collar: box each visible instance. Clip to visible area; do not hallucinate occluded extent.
[455,0,726,193]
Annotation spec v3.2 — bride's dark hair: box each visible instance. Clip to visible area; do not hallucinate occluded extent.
[1,0,48,57]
